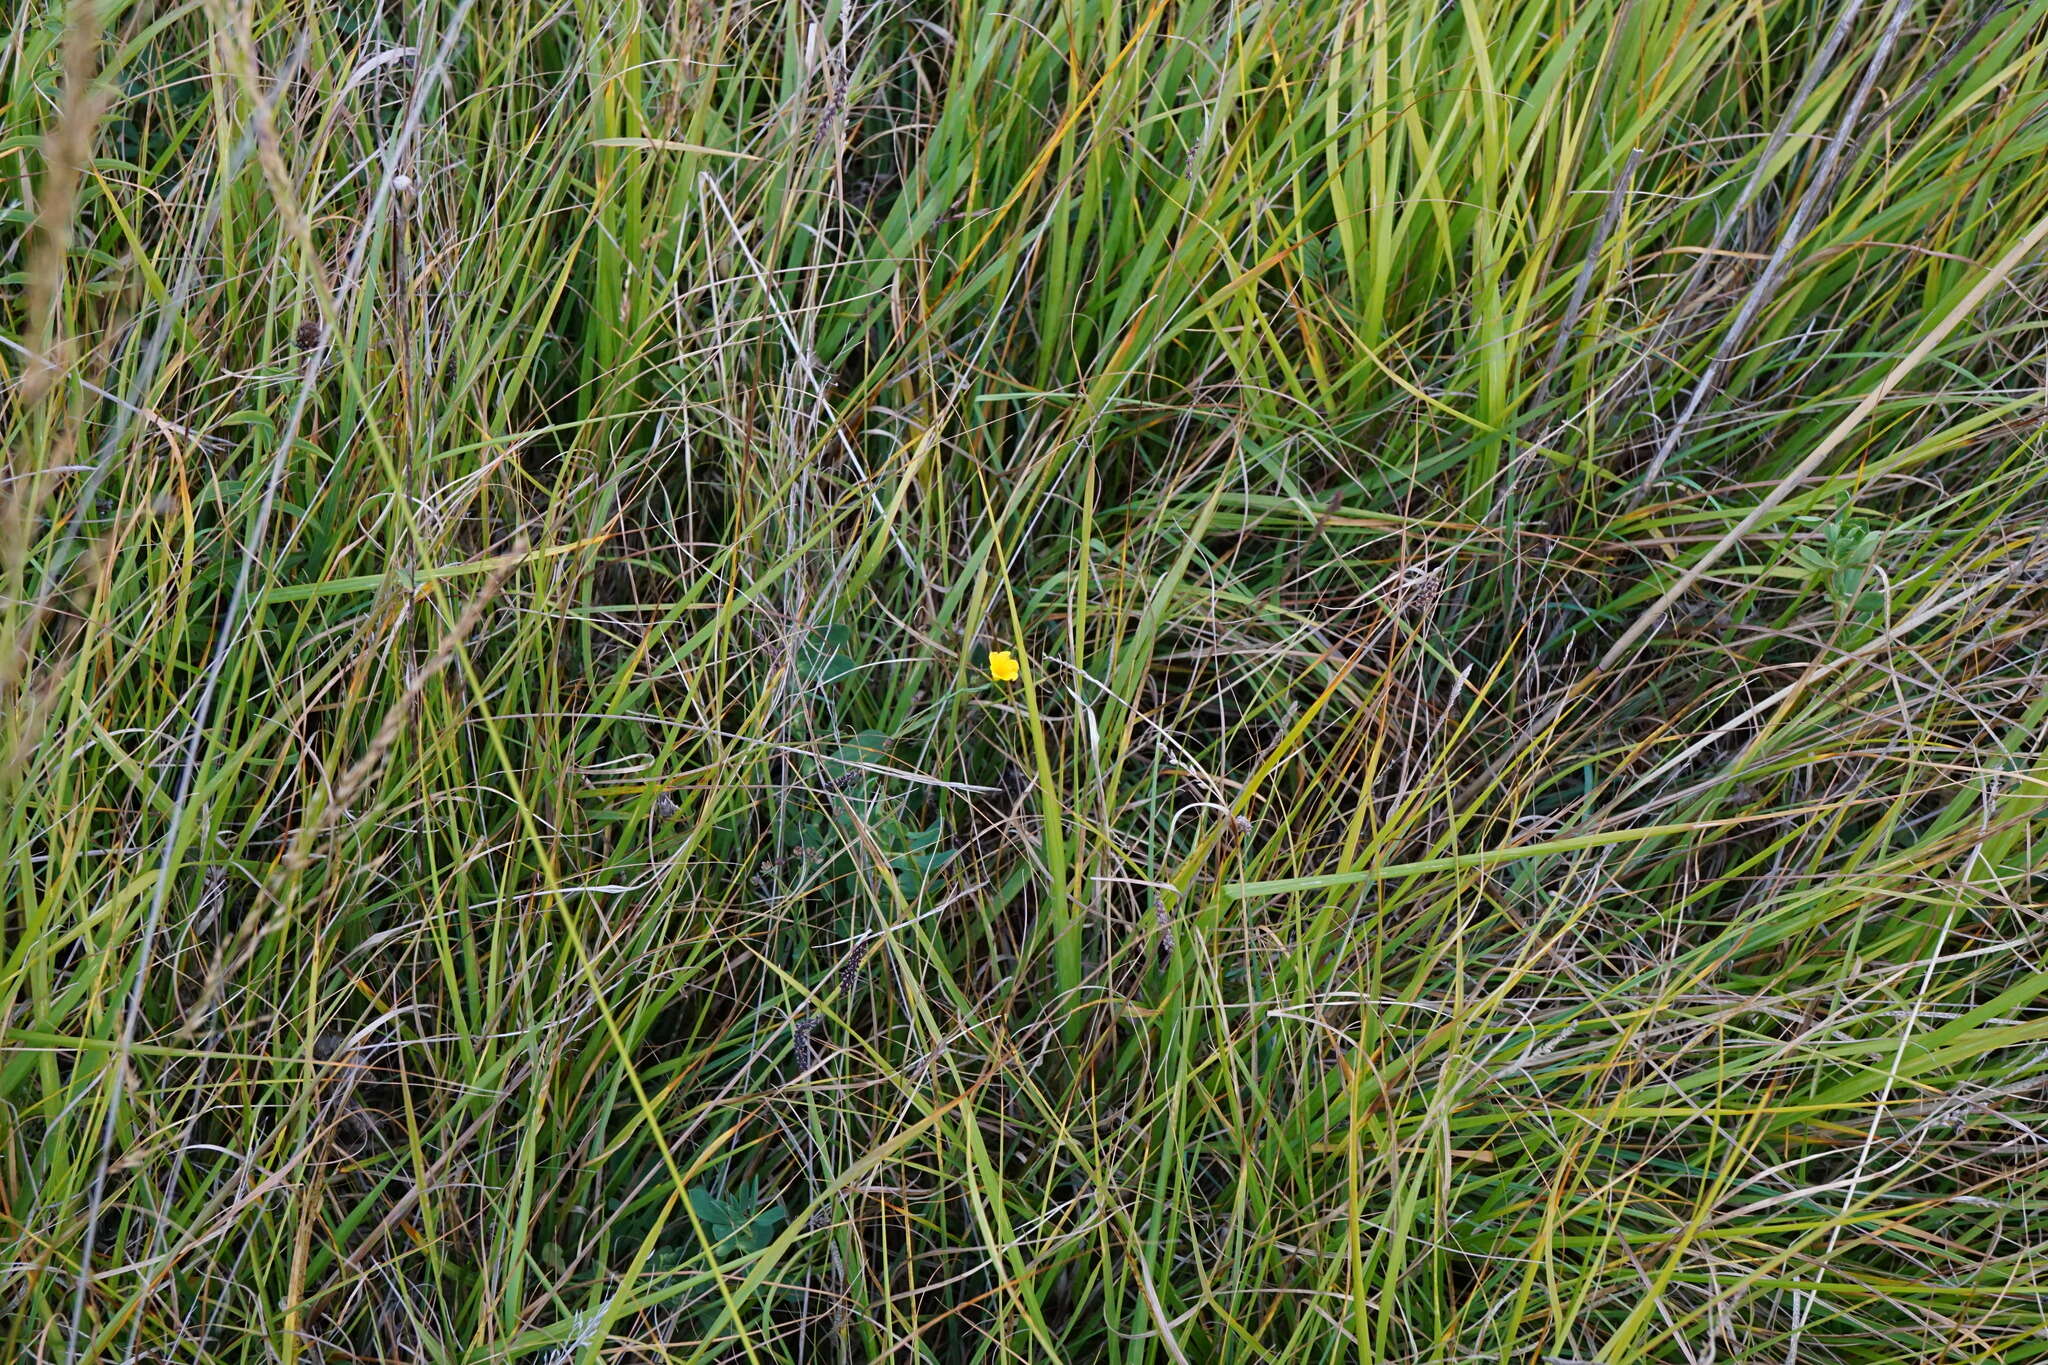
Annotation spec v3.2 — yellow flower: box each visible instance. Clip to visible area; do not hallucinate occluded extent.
[987,649,1021,682]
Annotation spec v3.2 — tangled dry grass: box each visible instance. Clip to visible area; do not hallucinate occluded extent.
[6,0,2048,1360]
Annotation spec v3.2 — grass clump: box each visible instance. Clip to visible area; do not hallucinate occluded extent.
[6,0,2048,1360]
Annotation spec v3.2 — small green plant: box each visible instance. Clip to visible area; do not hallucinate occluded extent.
[610,1179,788,1274]
[813,730,959,902]
[679,1180,788,1261]
[1792,511,1885,617]
[798,623,860,689]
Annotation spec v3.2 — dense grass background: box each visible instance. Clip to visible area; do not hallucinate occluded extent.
[7,0,2048,1359]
